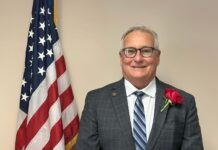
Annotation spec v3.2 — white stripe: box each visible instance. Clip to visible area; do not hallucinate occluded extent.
[53,135,65,150]
[53,40,63,61]
[27,62,57,123]
[62,101,78,128]
[26,119,50,150]
[48,98,62,128]
[16,109,27,130]
[57,71,71,95]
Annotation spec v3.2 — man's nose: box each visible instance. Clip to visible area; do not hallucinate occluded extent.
[134,50,144,62]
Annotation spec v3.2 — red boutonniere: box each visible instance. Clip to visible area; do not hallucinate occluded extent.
[160,88,183,112]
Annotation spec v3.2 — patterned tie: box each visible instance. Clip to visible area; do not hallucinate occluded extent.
[133,91,147,150]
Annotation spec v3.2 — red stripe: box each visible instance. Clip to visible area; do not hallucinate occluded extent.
[64,115,80,144]
[25,81,59,146]
[42,119,63,150]
[60,86,74,111]
[55,56,66,78]
[15,117,27,150]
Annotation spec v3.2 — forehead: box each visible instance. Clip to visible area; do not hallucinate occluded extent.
[123,31,154,48]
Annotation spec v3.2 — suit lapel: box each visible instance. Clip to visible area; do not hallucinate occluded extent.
[146,78,169,150]
[110,79,136,150]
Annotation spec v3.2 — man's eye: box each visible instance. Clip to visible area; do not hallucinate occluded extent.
[141,48,152,53]
[127,49,136,53]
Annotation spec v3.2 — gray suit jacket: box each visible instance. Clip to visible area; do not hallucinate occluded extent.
[76,78,204,150]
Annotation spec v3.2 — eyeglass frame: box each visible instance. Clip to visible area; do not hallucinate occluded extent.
[120,46,159,58]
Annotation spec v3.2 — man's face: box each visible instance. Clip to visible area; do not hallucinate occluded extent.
[120,31,160,87]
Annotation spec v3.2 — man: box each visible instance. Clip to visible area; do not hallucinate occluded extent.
[76,26,204,150]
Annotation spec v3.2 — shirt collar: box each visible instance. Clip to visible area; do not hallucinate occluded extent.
[124,78,156,98]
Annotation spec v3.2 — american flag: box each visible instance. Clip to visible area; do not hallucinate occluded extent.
[15,0,79,149]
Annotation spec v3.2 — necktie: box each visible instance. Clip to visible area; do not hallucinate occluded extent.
[133,91,147,150]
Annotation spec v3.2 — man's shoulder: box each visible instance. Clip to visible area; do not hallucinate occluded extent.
[157,78,195,100]
[87,78,124,96]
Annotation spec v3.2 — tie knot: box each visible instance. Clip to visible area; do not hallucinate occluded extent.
[134,91,145,98]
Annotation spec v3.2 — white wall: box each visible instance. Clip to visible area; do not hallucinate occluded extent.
[0,0,217,149]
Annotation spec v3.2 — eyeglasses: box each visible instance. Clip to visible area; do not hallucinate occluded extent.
[120,46,157,58]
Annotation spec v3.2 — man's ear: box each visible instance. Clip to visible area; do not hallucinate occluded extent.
[119,52,122,65]
[156,50,161,66]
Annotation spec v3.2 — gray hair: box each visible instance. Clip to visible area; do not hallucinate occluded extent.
[121,26,159,50]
